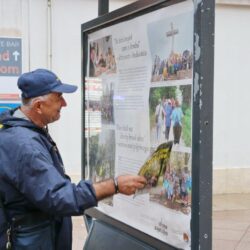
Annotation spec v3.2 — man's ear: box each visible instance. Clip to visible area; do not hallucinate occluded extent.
[33,99,43,114]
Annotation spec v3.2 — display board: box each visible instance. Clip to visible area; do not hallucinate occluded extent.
[82,0,214,249]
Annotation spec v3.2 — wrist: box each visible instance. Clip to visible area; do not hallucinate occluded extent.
[113,177,119,194]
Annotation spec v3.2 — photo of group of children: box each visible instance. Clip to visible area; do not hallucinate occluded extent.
[89,35,117,77]
[150,150,191,215]
[137,141,191,215]
[151,50,192,82]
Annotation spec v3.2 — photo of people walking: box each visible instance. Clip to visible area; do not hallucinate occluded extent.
[149,85,191,149]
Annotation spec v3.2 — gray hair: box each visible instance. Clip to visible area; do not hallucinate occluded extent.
[21,94,50,109]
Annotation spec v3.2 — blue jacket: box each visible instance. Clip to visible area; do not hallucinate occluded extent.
[0,109,97,249]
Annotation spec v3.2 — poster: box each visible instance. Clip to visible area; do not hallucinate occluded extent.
[85,1,193,249]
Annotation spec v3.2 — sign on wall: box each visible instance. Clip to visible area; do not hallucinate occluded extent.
[0,37,21,104]
[0,37,22,77]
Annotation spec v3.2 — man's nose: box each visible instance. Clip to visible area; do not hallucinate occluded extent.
[61,96,67,107]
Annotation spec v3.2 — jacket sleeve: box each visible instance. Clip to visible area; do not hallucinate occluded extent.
[13,139,98,216]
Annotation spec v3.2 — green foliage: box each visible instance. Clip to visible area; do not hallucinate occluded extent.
[182,107,191,147]
[179,85,192,108]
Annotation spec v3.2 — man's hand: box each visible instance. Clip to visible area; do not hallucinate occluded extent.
[93,175,147,201]
[116,175,147,195]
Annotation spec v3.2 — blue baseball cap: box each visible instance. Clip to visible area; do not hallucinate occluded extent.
[18,69,78,98]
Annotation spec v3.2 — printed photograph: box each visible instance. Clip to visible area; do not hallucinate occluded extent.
[147,11,193,82]
[150,149,192,215]
[136,143,191,215]
[88,35,117,77]
[101,81,115,124]
[149,85,192,149]
[88,129,116,206]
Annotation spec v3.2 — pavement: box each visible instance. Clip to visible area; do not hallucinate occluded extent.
[213,194,250,250]
[72,216,88,250]
[71,193,250,250]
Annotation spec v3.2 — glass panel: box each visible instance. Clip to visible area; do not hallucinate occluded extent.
[84,1,194,249]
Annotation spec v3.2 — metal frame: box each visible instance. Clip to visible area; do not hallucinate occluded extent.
[81,0,215,249]
[191,1,215,249]
[98,0,109,16]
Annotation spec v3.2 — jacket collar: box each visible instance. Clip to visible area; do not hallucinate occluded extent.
[0,108,40,131]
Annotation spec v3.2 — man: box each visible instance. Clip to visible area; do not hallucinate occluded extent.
[164,99,173,141]
[0,69,146,250]
[171,100,184,144]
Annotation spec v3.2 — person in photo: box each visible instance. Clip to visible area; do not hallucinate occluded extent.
[164,99,173,140]
[155,99,165,142]
[171,100,184,144]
